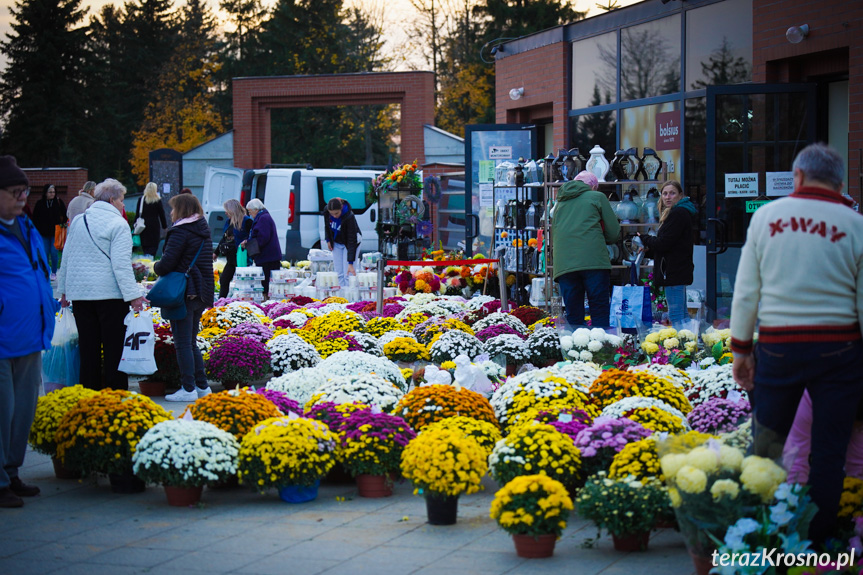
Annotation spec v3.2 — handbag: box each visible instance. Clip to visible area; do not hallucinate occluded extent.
[245,237,261,259]
[133,197,146,234]
[54,224,67,250]
[217,227,236,257]
[147,240,206,308]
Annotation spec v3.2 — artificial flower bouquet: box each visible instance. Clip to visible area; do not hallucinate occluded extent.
[338,410,416,477]
[54,389,172,476]
[560,327,622,366]
[525,327,563,365]
[576,472,669,543]
[488,423,583,487]
[183,388,282,440]
[132,419,240,488]
[491,474,574,537]
[206,335,272,384]
[372,160,421,194]
[239,416,338,490]
[394,384,498,430]
[400,427,487,497]
[423,415,502,457]
[383,337,429,363]
[29,385,99,457]
[266,333,321,375]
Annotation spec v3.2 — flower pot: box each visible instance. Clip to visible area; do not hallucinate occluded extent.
[654,517,678,530]
[356,474,392,498]
[538,359,559,368]
[612,531,650,552]
[209,474,239,489]
[512,533,557,558]
[108,471,146,494]
[278,480,320,504]
[322,463,354,485]
[690,551,714,575]
[137,380,166,397]
[505,364,518,377]
[164,485,203,507]
[52,456,80,480]
[425,493,458,525]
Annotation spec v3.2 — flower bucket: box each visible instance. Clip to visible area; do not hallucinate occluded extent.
[425,493,458,525]
[690,551,714,575]
[612,531,650,552]
[108,471,146,494]
[164,485,203,507]
[137,380,166,397]
[278,480,320,504]
[512,534,557,558]
[356,474,392,498]
[52,456,81,480]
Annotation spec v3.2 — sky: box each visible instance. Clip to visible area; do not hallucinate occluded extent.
[0,0,639,72]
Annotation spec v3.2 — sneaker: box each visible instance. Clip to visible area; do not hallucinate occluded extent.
[196,386,212,399]
[10,477,39,497]
[165,388,198,402]
[0,487,24,508]
[49,273,57,282]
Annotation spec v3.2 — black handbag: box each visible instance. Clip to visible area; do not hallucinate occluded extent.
[245,237,261,259]
[147,240,206,308]
[217,228,236,257]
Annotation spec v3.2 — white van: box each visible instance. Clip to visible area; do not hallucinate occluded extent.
[202,166,383,261]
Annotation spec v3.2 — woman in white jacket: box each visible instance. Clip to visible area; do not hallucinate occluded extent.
[58,179,145,391]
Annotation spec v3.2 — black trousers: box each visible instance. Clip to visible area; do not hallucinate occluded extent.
[219,251,237,299]
[260,261,281,298]
[72,299,129,391]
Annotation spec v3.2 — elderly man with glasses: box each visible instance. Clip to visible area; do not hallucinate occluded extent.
[0,155,58,508]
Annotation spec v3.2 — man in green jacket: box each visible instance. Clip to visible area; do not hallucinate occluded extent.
[552,171,621,329]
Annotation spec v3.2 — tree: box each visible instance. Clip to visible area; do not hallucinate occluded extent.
[598,26,680,101]
[0,0,89,166]
[571,85,616,157]
[595,0,620,11]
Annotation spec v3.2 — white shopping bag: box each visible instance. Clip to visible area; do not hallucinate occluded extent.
[118,310,157,375]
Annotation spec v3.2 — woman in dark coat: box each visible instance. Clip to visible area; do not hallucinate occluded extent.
[135,182,167,257]
[215,198,254,299]
[31,184,67,276]
[155,194,214,402]
[242,198,282,299]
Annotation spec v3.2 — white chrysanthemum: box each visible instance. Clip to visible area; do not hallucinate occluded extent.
[312,373,403,411]
[571,332,590,348]
[579,350,593,362]
[587,339,603,352]
[560,335,573,351]
[377,330,417,346]
[318,350,405,390]
[348,331,383,356]
[590,328,607,340]
[601,396,688,423]
[266,333,321,374]
[266,366,329,406]
[281,312,311,328]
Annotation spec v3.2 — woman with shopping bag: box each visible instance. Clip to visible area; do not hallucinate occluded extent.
[215,199,253,299]
[31,184,67,280]
[153,194,214,402]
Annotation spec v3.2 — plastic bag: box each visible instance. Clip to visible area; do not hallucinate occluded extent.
[42,309,80,392]
[236,246,248,267]
[118,310,157,375]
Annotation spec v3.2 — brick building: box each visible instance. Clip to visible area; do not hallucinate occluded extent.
[22,168,89,214]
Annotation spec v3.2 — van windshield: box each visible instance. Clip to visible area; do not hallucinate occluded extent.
[319,178,370,213]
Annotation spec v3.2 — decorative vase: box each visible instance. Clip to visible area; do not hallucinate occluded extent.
[690,551,714,575]
[163,485,203,507]
[108,471,146,494]
[278,480,320,504]
[137,380,166,397]
[512,533,557,558]
[425,493,459,525]
[586,145,611,183]
[356,474,393,498]
[52,456,80,480]
[612,531,651,552]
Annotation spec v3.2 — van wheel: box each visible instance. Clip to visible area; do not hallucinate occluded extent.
[312,240,321,250]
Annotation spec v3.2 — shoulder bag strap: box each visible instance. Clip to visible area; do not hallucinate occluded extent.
[83,215,111,260]
[185,240,206,275]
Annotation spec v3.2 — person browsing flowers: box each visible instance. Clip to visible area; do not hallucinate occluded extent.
[324,197,360,287]
[241,198,281,298]
[216,199,253,299]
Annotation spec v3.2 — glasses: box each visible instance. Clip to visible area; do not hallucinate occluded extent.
[2,187,30,199]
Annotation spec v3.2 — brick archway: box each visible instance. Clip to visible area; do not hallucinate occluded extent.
[232,71,436,169]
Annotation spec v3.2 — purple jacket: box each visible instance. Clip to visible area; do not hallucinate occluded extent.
[249,208,282,264]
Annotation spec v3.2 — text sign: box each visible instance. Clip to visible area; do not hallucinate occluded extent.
[725,173,759,198]
[746,200,770,213]
[489,146,512,160]
[766,171,794,196]
[478,183,493,207]
[655,111,681,151]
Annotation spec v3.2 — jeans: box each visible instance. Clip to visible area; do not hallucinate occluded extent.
[751,340,863,543]
[170,298,208,392]
[0,352,41,488]
[73,299,129,390]
[41,234,58,273]
[332,242,356,287]
[664,285,688,329]
[557,269,610,329]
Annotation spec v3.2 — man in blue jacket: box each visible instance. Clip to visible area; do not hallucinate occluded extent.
[0,156,58,508]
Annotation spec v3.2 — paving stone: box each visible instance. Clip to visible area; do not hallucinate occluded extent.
[86,545,186,568]
[235,555,341,575]
[153,549,261,572]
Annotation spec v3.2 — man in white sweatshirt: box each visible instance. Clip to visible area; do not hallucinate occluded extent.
[730,143,863,544]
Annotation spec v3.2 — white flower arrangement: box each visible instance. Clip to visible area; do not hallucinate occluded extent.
[427,297,469,315]
[217,303,267,328]
[395,302,451,321]
[266,333,321,375]
[377,330,418,346]
[348,331,383,356]
[465,295,497,310]
[562,327,620,365]
[311,373,403,411]
[525,327,563,364]
[488,438,527,473]
[131,419,240,487]
[266,366,329,406]
[429,330,483,364]
[317,350,405,391]
[473,312,528,335]
[278,312,311,329]
[687,364,746,406]
[629,363,693,389]
[600,396,689,424]
[490,373,588,426]
[484,334,530,364]
[553,361,602,388]
[305,303,350,317]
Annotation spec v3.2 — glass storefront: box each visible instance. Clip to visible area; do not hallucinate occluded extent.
[571,31,617,110]
[686,0,752,91]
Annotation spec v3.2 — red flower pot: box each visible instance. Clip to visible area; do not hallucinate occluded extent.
[356,474,393,498]
[163,485,203,507]
[137,380,166,397]
[505,364,518,377]
[612,531,650,552]
[52,456,80,479]
[512,533,557,558]
[690,551,714,575]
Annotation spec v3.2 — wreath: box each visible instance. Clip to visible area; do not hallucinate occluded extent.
[424,176,442,204]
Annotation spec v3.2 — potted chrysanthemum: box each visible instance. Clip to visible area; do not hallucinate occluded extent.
[28,385,98,478]
[132,419,240,506]
[489,423,583,488]
[183,388,283,441]
[395,384,498,431]
[484,333,530,376]
[266,333,321,376]
[206,335,272,387]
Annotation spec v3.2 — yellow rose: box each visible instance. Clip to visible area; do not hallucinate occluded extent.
[684,446,719,473]
[676,465,708,494]
[710,479,740,501]
[660,453,687,478]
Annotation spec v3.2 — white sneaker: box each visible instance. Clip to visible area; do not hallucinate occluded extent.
[165,388,198,402]
[50,273,57,281]
[196,387,212,399]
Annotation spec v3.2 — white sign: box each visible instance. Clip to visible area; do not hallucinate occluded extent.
[724,173,759,198]
[766,171,794,196]
[489,145,512,160]
[162,183,171,196]
[479,183,494,207]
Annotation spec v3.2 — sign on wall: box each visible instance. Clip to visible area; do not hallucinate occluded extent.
[655,111,681,151]
[725,173,759,197]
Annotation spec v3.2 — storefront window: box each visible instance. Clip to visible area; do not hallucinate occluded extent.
[619,15,681,101]
[569,111,617,162]
[619,102,680,181]
[686,0,752,90]
[685,97,707,242]
[571,31,617,110]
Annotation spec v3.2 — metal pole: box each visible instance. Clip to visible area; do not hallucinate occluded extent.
[376,258,385,314]
[497,258,508,312]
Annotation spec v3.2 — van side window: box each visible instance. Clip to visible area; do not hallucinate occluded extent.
[318,178,371,214]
